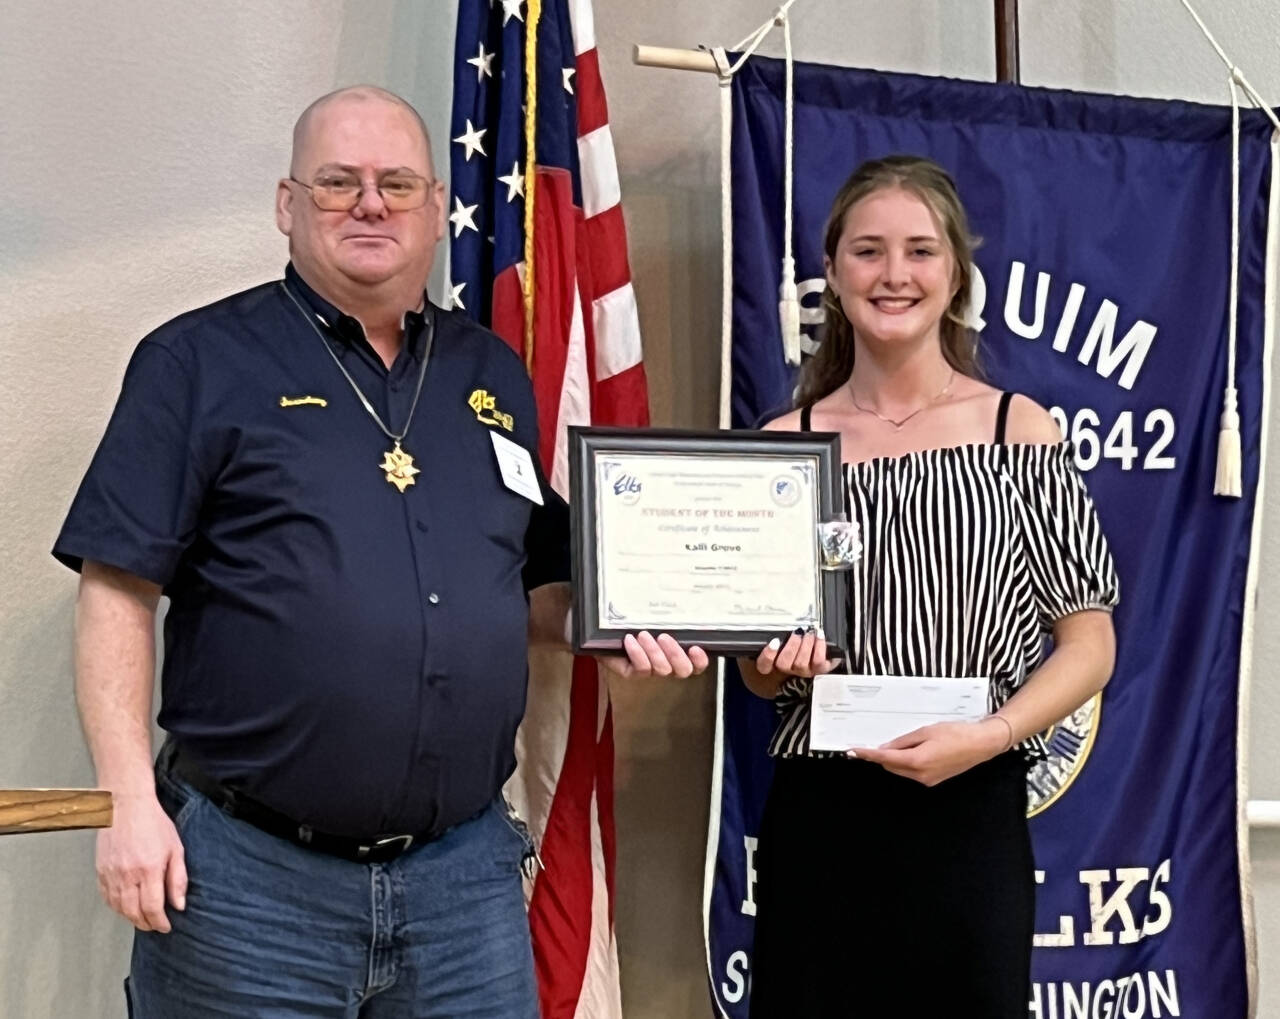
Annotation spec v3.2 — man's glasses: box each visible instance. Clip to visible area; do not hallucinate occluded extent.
[289,172,434,212]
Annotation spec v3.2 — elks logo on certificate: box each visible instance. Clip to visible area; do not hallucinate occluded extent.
[808,674,989,751]
[490,431,543,505]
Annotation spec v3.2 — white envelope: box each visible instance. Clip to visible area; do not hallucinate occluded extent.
[808,674,989,752]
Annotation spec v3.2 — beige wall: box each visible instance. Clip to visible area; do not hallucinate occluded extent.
[2,1,1277,1016]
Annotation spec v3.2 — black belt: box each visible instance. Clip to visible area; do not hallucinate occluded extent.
[163,742,432,864]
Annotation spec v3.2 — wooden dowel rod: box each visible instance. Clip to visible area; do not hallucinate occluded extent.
[0,789,113,836]
[633,44,720,74]
[995,0,1021,83]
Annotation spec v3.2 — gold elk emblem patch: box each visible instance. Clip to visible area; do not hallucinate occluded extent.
[468,388,514,431]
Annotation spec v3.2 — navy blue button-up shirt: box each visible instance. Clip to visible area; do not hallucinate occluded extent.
[54,265,570,838]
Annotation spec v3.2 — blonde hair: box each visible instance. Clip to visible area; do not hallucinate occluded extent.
[794,155,981,409]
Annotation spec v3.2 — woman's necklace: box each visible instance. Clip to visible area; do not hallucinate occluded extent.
[281,283,434,493]
[847,369,956,432]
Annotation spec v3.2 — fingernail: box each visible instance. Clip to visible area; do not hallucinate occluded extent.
[793,627,804,635]
[846,750,858,759]
[766,637,781,651]
[816,627,826,641]
[176,895,186,910]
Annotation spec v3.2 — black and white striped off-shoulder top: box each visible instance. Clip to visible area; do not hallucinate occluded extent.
[769,393,1120,760]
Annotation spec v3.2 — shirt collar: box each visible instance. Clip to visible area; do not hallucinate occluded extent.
[283,263,432,361]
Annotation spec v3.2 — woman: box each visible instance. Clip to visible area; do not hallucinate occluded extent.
[741,155,1118,1017]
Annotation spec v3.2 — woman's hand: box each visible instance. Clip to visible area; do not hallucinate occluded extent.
[740,627,841,699]
[851,717,1010,787]
[757,627,841,679]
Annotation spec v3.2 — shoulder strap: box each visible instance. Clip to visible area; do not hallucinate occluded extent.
[800,404,813,432]
[994,391,1015,444]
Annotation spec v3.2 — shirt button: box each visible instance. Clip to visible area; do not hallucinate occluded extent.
[416,520,428,532]
[427,593,440,605]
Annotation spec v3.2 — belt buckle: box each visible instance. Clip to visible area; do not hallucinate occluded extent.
[358,833,414,860]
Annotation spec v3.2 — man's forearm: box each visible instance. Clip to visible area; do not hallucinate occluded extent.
[75,562,163,796]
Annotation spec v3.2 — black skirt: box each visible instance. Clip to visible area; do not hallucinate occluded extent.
[749,753,1034,1019]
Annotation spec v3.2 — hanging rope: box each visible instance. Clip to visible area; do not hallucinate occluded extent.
[709,1,803,401]
[1216,72,1244,496]
[777,11,801,366]
[1177,0,1280,497]
[1178,0,1280,133]
[713,46,734,429]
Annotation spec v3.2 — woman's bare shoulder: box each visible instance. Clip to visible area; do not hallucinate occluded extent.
[1005,393,1064,445]
[760,407,804,432]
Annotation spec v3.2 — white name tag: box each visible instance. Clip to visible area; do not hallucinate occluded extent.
[490,430,544,505]
[809,674,989,751]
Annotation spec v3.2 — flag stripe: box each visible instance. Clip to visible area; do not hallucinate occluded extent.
[575,48,609,136]
[577,125,623,218]
[592,283,643,380]
[451,1,646,1012]
[581,204,632,300]
[528,656,603,1018]
[594,362,650,428]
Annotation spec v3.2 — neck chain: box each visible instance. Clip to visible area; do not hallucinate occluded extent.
[280,283,434,493]
[847,369,956,431]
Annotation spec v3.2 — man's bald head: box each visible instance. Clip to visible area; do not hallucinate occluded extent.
[290,86,434,179]
[277,85,446,310]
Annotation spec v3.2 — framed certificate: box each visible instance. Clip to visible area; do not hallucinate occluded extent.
[569,427,848,655]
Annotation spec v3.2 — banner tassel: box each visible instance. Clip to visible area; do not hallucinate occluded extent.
[779,255,801,366]
[1216,386,1243,497]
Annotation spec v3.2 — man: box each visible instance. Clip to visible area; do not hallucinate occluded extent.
[54,86,705,1017]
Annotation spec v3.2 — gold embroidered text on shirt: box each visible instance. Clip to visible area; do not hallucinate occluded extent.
[279,396,329,408]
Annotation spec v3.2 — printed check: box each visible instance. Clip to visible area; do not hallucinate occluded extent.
[809,674,989,751]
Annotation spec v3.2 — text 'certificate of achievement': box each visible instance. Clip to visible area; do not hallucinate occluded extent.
[808,675,989,751]
[569,428,847,655]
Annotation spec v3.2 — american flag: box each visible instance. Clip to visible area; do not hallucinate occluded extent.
[449,0,648,1014]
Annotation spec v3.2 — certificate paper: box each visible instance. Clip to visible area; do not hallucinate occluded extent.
[808,674,990,751]
[593,452,821,632]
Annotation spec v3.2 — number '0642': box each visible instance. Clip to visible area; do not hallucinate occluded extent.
[1048,408,1176,472]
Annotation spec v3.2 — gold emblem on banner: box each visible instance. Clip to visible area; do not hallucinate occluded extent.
[1026,693,1101,817]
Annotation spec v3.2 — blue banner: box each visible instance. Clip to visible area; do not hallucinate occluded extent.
[707,58,1275,1018]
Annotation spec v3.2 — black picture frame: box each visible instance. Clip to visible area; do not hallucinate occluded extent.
[569,426,848,656]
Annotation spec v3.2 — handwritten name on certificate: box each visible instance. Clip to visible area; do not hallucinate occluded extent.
[808,675,989,751]
[594,453,822,631]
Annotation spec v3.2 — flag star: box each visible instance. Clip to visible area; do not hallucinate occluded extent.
[562,67,575,94]
[449,196,479,237]
[448,281,467,310]
[467,42,494,82]
[497,162,525,203]
[501,0,523,25]
[452,119,487,162]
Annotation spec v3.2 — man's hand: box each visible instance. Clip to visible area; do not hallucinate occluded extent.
[850,718,1009,787]
[597,632,710,679]
[96,791,188,933]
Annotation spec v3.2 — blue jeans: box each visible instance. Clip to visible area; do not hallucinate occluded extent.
[126,766,538,1017]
